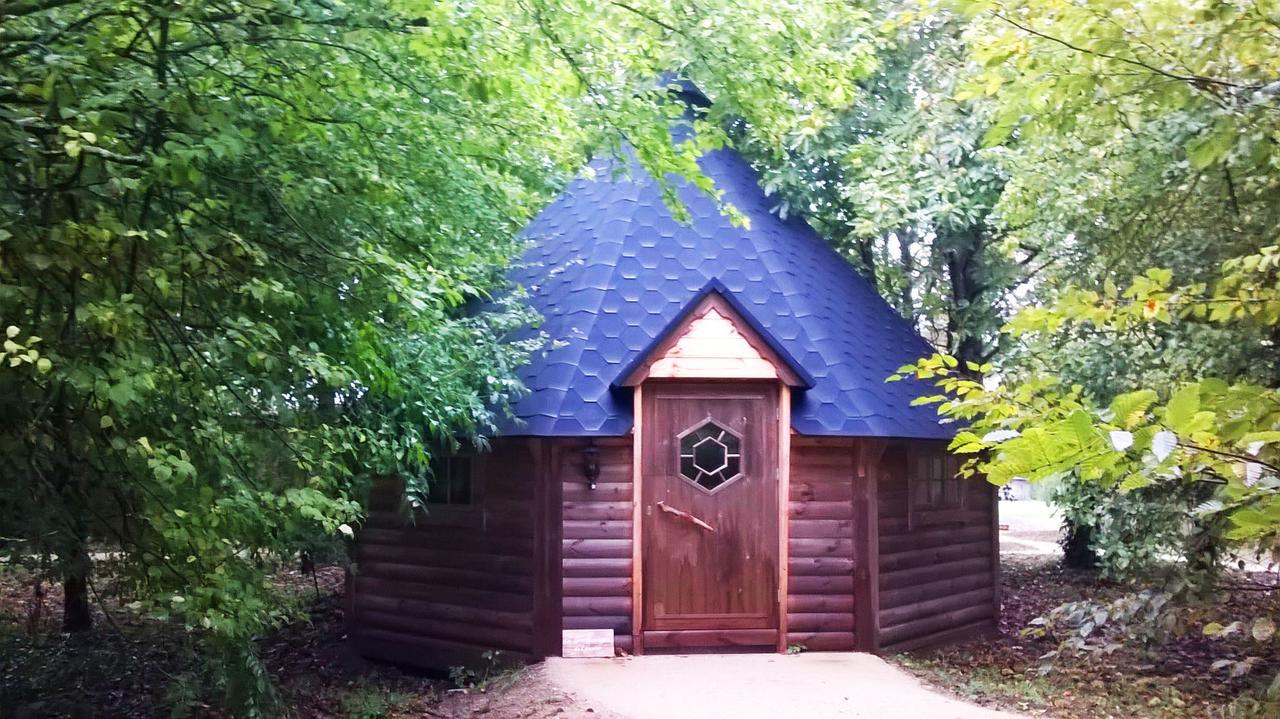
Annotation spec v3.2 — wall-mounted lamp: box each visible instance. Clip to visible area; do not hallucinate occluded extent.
[581,441,601,490]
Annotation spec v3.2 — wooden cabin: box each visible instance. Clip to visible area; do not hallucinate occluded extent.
[349,86,999,669]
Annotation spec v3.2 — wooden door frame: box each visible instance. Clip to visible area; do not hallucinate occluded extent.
[629,380,791,654]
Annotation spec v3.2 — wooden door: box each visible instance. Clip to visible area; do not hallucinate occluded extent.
[640,382,779,650]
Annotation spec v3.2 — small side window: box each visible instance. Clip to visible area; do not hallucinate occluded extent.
[910,451,962,515]
[427,455,473,506]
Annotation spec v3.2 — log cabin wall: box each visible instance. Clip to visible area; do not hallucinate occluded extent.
[786,436,858,651]
[875,440,1000,652]
[557,437,635,654]
[349,438,544,669]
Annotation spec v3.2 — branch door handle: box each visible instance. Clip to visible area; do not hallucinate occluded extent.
[656,501,716,533]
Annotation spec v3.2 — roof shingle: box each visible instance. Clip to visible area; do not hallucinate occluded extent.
[502,142,952,439]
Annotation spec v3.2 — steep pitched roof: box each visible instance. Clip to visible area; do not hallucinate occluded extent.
[502,141,951,439]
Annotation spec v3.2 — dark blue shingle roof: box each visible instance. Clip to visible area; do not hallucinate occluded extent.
[502,142,952,439]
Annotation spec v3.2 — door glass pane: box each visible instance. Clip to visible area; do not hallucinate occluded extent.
[678,419,743,491]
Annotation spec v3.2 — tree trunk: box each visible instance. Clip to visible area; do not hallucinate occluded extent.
[1060,520,1097,570]
[62,542,92,632]
[942,228,990,368]
[897,229,915,321]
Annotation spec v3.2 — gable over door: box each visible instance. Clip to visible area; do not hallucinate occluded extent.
[640,382,780,650]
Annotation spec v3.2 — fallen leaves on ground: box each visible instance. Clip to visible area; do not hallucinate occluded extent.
[0,562,607,718]
[895,554,1280,719]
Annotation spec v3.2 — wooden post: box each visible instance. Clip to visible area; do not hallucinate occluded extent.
[531,439,563,659]
[989,476,1002,631]
[631,384,645,654]
[776,384,791,653]
[852,439,887,651]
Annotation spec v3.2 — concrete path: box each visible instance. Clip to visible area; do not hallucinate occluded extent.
[545,653,1026,719]
[998,499,1059,533]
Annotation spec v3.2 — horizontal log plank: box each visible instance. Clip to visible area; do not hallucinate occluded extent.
[563,483,632,503]
[788,594,854,614]
[879,572,994,611]
[354,593,530,631]
[359,528,533,556]
[356,561,533,594]
[790,482,854,503]
[788,557,855,576]
[356,608,531,653]
[356,544,534,576]
[880,540,991,572]
[789,519,854,539]
[789,538,854,558]
[563,576,631,598]
[562,519,632,540]
[789,574,854,595]
[879,557,992,592]
[353,577,531,614]
[562,557,632,578]
[563,615,631,633]
[879,509,991,533]
[880,619,996,654]
[562,596,631,617]
[786,632,855,651]
[880,587,994,629]
[786,612,854,633]
[562,538,632,559]
[879,525,990,554]
[788,501,854,520]
[877,603,995,648]
[563,501,633,521]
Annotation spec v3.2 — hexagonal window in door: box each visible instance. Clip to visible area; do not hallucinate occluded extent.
[677,419,743,492]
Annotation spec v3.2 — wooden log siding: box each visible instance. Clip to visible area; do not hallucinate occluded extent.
[785,437,857,652]
[351,439,541,668]
[875,443,999,652]
[559,437,634,654]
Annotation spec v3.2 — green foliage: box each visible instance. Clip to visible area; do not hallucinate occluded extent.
[751,8,1022,363]
[340,682,411,719]
[1047,476,1218,581]
[1,3,573,707]
[954,0,1280,386]
[862,0,1280,699]
[900,257,1280,685]
[880,0,1280,584]
[1025,589,1181,671]
[0,1,877,713]
[448,649,520,692]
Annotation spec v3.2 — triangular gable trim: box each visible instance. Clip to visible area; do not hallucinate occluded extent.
[616,280,814,388]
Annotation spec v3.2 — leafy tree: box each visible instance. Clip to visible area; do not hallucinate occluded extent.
[749,9,1028,366]
[1,0,874,711]
[855,0,1280,576]
[959,0,1280,385]
[896,0,1280,690]
[0,1,588,708]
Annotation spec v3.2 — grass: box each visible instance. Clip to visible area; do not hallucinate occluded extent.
[338,682,414,719]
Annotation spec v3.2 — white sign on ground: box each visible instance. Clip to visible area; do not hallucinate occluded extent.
[562,629,614,658]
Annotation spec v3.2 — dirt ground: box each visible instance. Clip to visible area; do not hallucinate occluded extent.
[892,521,1280,719]
[3,512,1278,718]
[0,562,612,719]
